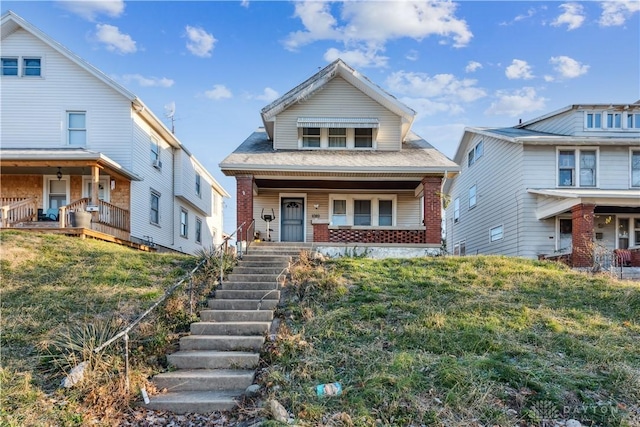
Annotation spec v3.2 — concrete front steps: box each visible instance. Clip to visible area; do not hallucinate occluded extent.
[145,242,309,414]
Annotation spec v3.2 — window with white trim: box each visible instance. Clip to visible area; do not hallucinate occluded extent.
[607,112,622,129]
[1,57,18,76]
[180,209,188,237]
[586,112,602,129]
[23,58,41,76]
[490,225,503,242]
[302,127,321,148]
[453,198,460,223]
[328,128,347,148]
[354,128,373,148]
[468,140,484,167]
[150,137,160,161]
[150,191,160,225]
[297,120,378,150]
[631,150,640,188]
[329,195,395,226]
[195,173,201,197]
[469,185,477,209]
[558,148,598,187]
[627,113,640,129]
[68,111,86,146]
[195,218,202,244]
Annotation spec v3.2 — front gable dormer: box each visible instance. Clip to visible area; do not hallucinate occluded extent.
[260,60,415,152]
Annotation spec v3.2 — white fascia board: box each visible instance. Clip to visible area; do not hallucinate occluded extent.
[220,164,458,175]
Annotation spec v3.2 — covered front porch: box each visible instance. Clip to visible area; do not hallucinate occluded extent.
[0,149,141,245]
[237,173,447,248]
[529,189,640,267]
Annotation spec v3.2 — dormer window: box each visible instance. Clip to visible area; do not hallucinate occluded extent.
[1,58,18,76]
[297,118,378,150]
[23,58,41,76]
[586,112,602,129]
[607,112,622,129]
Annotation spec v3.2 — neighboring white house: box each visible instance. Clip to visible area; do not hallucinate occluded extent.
[444,102,640,267]
[0,11,229,254]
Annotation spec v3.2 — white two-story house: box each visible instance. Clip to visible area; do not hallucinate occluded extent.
[220,59,459,253]
[444,102,640,267]
[0,11,229,254]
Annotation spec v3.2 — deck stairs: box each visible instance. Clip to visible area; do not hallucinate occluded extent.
[145,242,312,414]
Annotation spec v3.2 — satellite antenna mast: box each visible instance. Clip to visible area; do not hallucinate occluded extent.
[164,101,176,134]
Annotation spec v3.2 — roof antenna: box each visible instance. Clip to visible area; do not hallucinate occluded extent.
[519,118,522,124]
[164,101,176,134]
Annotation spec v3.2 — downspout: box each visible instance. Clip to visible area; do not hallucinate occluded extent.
[171,147,176,247]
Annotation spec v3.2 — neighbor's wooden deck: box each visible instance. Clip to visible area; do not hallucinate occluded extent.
[1,226,155,252]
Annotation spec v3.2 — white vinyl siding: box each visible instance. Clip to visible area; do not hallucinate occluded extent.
[274,76,402,151]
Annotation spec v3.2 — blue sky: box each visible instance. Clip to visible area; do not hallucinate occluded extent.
[3,1,639,232]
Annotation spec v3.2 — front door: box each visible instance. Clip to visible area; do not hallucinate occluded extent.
[281,198,304,242]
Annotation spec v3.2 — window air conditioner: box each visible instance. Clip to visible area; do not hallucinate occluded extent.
[153,160,163,169]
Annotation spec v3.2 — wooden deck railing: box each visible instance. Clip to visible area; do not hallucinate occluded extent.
[63,198,130,233]
[1,197,37,227]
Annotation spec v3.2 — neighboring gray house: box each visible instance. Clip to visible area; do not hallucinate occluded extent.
[220,59,459,248]
[444,102,640,267]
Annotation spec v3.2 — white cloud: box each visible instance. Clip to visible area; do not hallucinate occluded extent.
[240,0,250,8]
[284,0,472,58]
[185,26,216,58]
[57,0,124,21]
[122,74,174,88]
[405,50,419,62]
[204,84,232,100]
[486,87,547,117]
[549,55,589,79]
[254,87,279,102]
[323,46,388,68]
[95,24,136,54]
[500,6,546,26]
[552,3,585,30]
[599,1,640,27]
[505,59,534,80]
[465,61,482,73]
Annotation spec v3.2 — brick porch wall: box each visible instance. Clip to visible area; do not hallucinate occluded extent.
[0,175,43,206]
[327,228,426,244]
[422,176,443,244]
[571,203,595,268]
[236,175,254,242]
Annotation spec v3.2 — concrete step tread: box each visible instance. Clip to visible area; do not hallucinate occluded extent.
[154,369,254,380]
[191,321,272,326]
[145,390,242,413]
[169,350,259,358]
[207,299,278,310]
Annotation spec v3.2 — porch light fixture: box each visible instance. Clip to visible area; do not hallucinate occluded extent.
[314,204,319,209]
[56,167,62,180]
[111,179,116,190]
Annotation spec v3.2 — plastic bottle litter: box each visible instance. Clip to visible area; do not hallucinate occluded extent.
[316,382,342,396]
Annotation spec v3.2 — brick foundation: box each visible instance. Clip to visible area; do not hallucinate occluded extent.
[571,203,595,268]
[422,176,443,244]
[236,175,254,242]
[312,222,329,242]
[327,228,426,244]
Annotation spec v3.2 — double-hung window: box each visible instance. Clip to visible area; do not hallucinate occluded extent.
[23,58,41,76]
[490,225,503,242]
[302,127,321,148]
[354,128,373,148]
[328,128,347,148]
[180,209,188,237]
[558,148,597,187]
[632,150,640,188]
[453,198,460,223]
[468,140,484,167]
[469,185,477,209]
[378,200,393,226]
[195,218,202,244]
[354,200,371,226]
[150,192,160,225]
[332,199,347,225]
[195,173,201,197]
[1,58,18,76]
[68,111,86,146]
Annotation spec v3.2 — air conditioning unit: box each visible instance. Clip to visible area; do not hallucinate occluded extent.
[152,160,163,170]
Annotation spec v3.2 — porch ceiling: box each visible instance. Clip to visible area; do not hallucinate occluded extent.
[0,164,133,182]
[528,188,640,220]
[254,178,421,191]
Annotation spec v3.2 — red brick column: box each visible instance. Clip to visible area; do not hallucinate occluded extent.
[571,203,595,268]
[236,175,254,242]
[422,176,443,244]
[312,221,329,242]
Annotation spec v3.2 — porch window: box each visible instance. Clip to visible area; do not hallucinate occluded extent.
[453,198,460,223]
[180,209,188,237]
[635,219,640,248]
[559,218,572,252]
[558,148,598,187]
[354,200,371,226]
[332,199,347,225]
[632,150,640,187]
[23,58,41,76]
[49,179,67,209]
[354,128,373,148]
[150,191,160,225]
[195,218,202,244]
[68,112,86,146]
[378,200,393,226]
[1,58,18,76]
[490,225,503,242]
[195,173,201,197]
[302,127,321,148]
[328,128,347,148]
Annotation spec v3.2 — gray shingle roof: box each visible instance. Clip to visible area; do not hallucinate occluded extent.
[219,129,458,175]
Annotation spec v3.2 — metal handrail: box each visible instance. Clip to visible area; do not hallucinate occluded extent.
[93,220,249,391]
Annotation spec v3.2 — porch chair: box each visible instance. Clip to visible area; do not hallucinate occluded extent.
[38,208,58,221]
[613,249,632,267]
